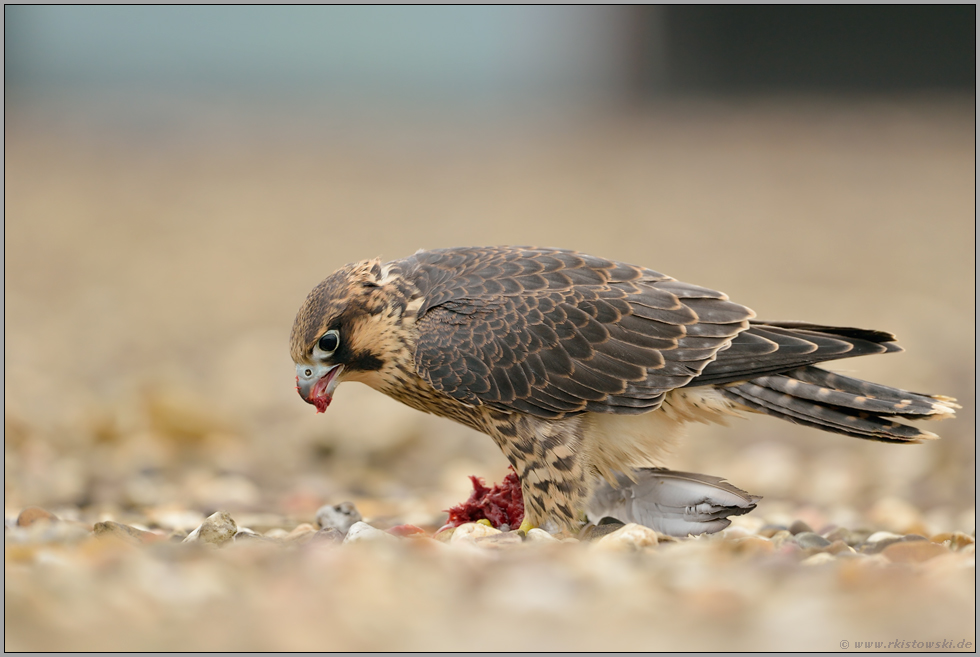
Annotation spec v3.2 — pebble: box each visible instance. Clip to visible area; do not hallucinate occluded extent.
[775,542,803,557]
[757,524,788,538]
[801,552,837,567]
[881,540,950,563]
[285,523,318,543]
[474,532,524,549]
[729,535,774,556]
[720,526,753,539]
[769,530,795,548]
[343,521,398,544]
[309,528,345,544]
[866,530,902,544]
[264,528,289,540]
[950,532,975,550]
[431,527,455,542]
[579,518,626,541]
[315,502,363,534]
[930,532,975,551]
[183,511,238,547]
[824,540,857,555]
[824,527,871,547]
[16,507,59,527]
[788,519,813,535]
[795,532,832,549]
[863,533,926,555]
[232,528,275,543]
[525,528,559,543]
[6,519,91,546]
[93,521,163,545]
[387,524,426,537]
[591,523,659,552]
[450,522,502,544]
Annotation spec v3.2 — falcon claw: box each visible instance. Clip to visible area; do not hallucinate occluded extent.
[517,518,535,533]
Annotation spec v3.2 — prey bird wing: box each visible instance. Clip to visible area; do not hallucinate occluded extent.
[586,468,761,537]
[407,246,754,418]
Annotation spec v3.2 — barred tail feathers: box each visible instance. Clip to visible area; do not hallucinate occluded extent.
[719,366,959,444]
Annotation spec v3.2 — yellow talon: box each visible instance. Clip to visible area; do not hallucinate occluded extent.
[518,518,535,533]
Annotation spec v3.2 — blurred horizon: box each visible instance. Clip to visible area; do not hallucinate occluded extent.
[6,6,974,106]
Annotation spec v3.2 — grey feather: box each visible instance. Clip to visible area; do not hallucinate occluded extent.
[586,468,761,537]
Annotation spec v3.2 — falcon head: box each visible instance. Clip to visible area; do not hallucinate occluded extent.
[290,258,408,412]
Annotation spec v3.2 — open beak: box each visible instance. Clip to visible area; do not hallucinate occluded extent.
[295,363,344,413]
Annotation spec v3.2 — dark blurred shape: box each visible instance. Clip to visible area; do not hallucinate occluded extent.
[630,5,975,94]
[5,6,973,109]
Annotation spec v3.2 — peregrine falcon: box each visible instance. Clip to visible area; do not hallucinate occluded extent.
[290,246,958,532]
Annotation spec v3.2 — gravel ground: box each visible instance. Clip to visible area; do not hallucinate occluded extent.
[4,96,975,651]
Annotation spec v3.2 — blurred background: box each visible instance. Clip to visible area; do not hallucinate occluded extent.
[5,6,976,651]
[4,5,975,533]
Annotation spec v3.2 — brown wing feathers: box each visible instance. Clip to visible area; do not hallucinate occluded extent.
[410,247,751,418]
[404,246,954,442]
[686,322,901,388]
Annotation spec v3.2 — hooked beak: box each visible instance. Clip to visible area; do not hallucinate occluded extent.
[295,363,344,413]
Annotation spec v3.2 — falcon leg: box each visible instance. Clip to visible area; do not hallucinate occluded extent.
[486,413,590,533]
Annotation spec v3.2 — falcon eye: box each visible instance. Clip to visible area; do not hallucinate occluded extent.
[317,330,340,355]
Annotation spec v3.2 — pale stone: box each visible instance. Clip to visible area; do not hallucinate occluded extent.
[450,522,502,544]
[183,511,237,547]
[432,527,455,542]
[525,528,559,543]
[824,540,857,555]
[263,528,289,539]
[309,528,345,544]
[881,540,950,563]
[729,535,774,555]
[474,532,523,549]
[758,525,788,538]
[285,523,318,542]
[802,552,837,566]
[950,532,975,551]
[591,523,659,551]
[343,521,398,544]
[93,520,162,545]
[769,530,795,548]
[16,507,59,527]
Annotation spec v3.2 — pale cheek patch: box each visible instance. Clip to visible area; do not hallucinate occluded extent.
[347,311,400,360]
